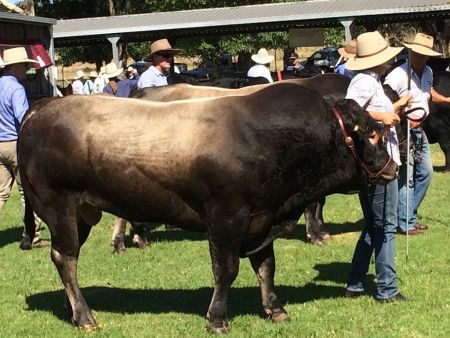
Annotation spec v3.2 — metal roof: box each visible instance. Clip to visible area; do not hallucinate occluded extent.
[0,11,56,26]
[54,0,450,46]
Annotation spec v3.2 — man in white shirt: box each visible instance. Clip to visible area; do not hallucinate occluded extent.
[71,70,85,95]
[384,33,450,235]
[247,48,274,83]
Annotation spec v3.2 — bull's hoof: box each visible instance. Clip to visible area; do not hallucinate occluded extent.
[132,235,150,250]
[310,237,324,246]
[271,311,291,323]
[321,232,332,242]
[19,235,32,250]
[111,240,126,255]
[206,323,230,334]
[78,323,99,332]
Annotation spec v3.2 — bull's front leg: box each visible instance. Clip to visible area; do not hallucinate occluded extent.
[111,217,127,254]
[248,242,290,323]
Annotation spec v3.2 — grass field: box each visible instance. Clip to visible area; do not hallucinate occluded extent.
[0,145,449,337]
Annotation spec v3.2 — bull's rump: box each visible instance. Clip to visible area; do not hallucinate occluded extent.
[19,85,331,225]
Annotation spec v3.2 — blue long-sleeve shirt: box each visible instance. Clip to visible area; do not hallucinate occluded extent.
[0,72,29,141]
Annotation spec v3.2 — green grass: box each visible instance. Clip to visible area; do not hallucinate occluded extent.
[0,144,449,337]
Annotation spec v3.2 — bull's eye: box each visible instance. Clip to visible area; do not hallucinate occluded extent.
[368,131,379,145]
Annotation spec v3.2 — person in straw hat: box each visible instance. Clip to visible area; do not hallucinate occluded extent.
[247,48,274,83]
[137,38,180,89]
[335,39,356,78]
[384,33,450,236]
[0,46,50,249]
[82,70,98,95]
[344,31,412,302]
[71,69,85,95]
[93,66,108,94]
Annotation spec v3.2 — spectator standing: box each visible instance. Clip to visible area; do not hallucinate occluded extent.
[93,66,107,94]
[0,47,49,249]
[102,62,138,98]
[335,39,356,78]
[247,48,274,83]
[285,52,302,71]
[82,71,97,95]
[384,33,450,235]
[137,38,180,89]
[344,31,411,302]
[71,70,85,95]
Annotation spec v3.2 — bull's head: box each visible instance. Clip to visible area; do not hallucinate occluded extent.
[331,98,398,184]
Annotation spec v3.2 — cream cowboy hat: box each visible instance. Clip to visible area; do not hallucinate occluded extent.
[149,38,180,56]
[404,33,442,57]
[89,70,98,78]
[2,47,38,66]
[251,48,274,64]
[345,31,403,71]
[338,39,357,58]
[103,62,123,79]
[73,70,85,80]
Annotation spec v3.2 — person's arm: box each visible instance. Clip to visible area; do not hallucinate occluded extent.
[11,86,29,124]
[430,87,450,105]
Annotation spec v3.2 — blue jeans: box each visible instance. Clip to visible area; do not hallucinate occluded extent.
[347,178,399,300]
[398,128,433,232]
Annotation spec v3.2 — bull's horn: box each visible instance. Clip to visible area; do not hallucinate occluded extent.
[354,125,359,132]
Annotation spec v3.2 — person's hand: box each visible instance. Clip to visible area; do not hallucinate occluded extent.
[409,120,421,129]
[382,112,401,126]
[396,94,412,110]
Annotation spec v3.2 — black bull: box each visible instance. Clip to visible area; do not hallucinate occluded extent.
[18,82,396,333]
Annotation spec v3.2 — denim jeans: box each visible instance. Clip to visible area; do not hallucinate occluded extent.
[347,178,399,300]
[397,128,433,232]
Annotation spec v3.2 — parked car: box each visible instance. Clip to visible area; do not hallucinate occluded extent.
[180,63,213,83]
[174,62,188,73]
[300,47,340,71]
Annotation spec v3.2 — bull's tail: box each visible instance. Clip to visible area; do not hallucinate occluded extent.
[23,195,36,244]
[244,220,297,257]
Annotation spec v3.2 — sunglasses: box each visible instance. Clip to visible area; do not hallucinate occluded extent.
[156,53,173,59]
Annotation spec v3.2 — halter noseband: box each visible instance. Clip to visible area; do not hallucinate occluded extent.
[331,106,394,183]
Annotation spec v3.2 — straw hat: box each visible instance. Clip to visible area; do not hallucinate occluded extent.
[73,70,85,80]
[103,62,123,79]
[2,47,38,66]
[89,70,98,78]
[338,39,357,58]
[149,38,180,56]
[251,48,274,64]
[404,33,442,57]
[99,66,106,76]
[345,31,403,71]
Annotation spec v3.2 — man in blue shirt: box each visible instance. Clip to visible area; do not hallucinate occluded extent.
[137,38,180,89]
[0,46,49,249]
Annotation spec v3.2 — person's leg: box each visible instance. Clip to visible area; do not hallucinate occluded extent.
[346,190,374,293]
[371,178,399,300]
[0,142,16,211]
[411,129,433,226]
[397,149,415,232]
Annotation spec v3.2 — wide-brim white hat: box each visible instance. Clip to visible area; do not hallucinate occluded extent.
[2,47,38,66]
[251,48,274,64]
[73,70,86,79]
[103,62,123,78]
[345,31,403,71]
[404,33,442,57]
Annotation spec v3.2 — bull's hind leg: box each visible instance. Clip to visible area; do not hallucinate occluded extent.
[49,197,97,330]
[248,243,290,323]
[206,205,249,333]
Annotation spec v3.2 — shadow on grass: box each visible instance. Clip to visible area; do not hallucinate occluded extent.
[433,165,450,173]
[0,225,22,248]
[282,220,364,243]
[26,282,346,324]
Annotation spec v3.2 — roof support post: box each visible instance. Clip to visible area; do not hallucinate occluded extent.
[107,35,120,66]
[339,17,354,42]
